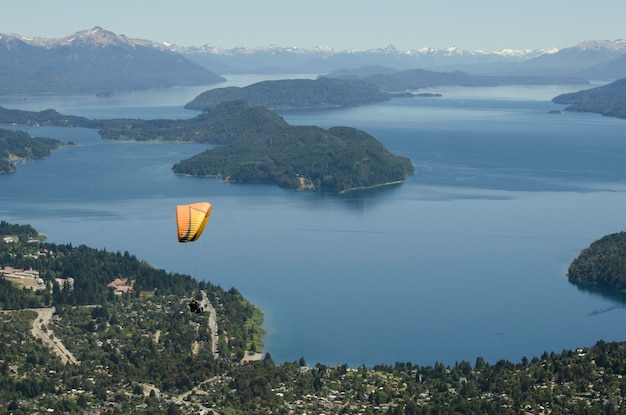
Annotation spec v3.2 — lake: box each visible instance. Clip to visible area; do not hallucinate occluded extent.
[1,77,625,368]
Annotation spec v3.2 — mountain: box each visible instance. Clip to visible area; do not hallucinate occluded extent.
[0,27,225,95]
[3,28,626,95]
[496,39,626,80]
[176,40,626,81]
[177,43,552,75]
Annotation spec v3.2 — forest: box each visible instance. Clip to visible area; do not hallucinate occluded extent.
[552,78,626,119]
[0,99,414,192]
[0,128,64,173]
[0,221,264,352]
[568,231,626,291]
[170,108,415,192]
[2,221,626,413]
[184,76,392,111]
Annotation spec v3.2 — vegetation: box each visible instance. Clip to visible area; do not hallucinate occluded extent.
[0,100,415,192]
[568,231,626,291]
[0,128,64,173]
[200,342,626,414]
[335,68,589,93]
[552,78,626,119]
[0,27,224,95]
[0,221,39,240]
[171,108,415,192]
[0,106,98,127]
[184,76,392,111]
[2,221,626,413]
[0,222,263,359]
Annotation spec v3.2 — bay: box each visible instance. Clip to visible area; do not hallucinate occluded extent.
[1,78,625,368]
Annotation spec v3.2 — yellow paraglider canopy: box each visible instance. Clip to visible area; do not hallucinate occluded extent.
[176,202,212,243]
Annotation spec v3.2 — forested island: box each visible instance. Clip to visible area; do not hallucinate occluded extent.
[169,101,414,192]
[184,76,392,111]
[568,231,626,291]
[0,128,64,173]
[1,221,626,413]
[330,68,590,93]
[183,72,588,113]
[552,78,626,119]
[0,101,415,192]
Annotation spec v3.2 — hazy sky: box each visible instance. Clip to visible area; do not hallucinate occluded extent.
[2,0,625,51]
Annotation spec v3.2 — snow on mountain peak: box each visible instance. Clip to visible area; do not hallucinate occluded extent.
[575,39,626,52]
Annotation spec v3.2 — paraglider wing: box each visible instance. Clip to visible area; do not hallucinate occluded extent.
[176,202,212,243]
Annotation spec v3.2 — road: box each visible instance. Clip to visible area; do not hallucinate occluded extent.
[199,291,219,359]
[30,307,80,365]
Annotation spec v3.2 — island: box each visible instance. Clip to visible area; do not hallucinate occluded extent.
[0,101,415,192]
[567,231,626,291]
[330,68,590,92]
[552,78,626,119]
[169,101,414,192]
[184,76,392,111]
[183,72,587,113]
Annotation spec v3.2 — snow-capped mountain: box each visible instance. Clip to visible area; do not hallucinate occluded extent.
[174,42,554,74]
[170,38,626,80]
[0,27,224,95]
[1,27,625,96]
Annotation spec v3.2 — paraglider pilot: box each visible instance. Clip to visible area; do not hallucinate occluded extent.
[189,299,203,314]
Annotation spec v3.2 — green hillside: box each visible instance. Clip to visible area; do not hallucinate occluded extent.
[568,231,626,291]
[184,76,391,111]
[552,78,626,119]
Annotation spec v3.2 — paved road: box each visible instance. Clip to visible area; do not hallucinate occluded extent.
[30,307,80,365]
[200,291,219,359]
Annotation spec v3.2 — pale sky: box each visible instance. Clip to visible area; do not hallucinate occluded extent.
[2,0,625,51]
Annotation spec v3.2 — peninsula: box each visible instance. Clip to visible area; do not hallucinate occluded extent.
[567,231,626,291]
[552,78,626,119]
[0,128,64,173]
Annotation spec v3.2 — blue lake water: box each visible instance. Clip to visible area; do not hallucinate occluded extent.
[1,77,625,367]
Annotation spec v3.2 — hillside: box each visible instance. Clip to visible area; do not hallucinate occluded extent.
[0,221,266,413]
[568,231,626,291]
[0,101,415,192]
[106,100,415,192]
[184,76,391,111]
[0,27,224,95]
[184,72,588,112]
[178,39,626,80]
[1,221,625,412]
[552,78,626,119]
[0,128,64,173]
[171,112,415,192]
[331,68,589,92]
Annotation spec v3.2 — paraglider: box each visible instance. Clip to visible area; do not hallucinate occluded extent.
[189,299,203,314]
[176,202,212,243]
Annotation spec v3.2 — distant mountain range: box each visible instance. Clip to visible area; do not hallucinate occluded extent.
[1,27,625,96]
[0,27,224,95]
[175,39,626,81]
